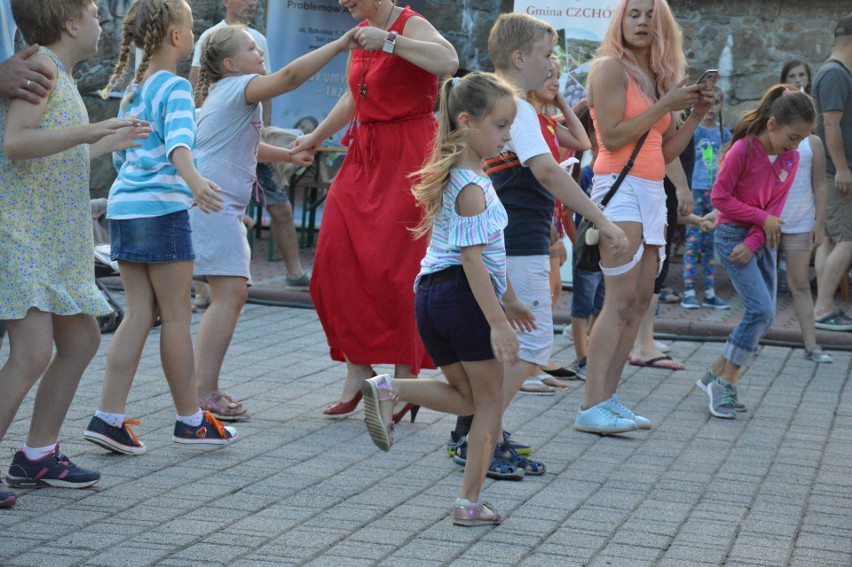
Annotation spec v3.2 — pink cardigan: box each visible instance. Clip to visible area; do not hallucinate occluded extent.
[711,137,800,252]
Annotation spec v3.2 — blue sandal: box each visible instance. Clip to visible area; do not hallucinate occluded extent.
[497,441,546,476]
[453,436,526,480]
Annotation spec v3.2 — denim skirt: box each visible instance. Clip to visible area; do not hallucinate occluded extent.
[109,210,195,263]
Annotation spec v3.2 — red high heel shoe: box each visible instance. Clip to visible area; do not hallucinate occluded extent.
[392,403,420,424]
[322,391,363,417]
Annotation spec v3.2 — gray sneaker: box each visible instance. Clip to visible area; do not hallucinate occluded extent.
[697,370,746,411]
[285,272,311,291]
[568,358,587,381]
[707,379,737,419]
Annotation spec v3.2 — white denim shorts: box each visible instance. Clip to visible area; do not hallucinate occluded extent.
[591,173,667,275]
[506,255,553,366]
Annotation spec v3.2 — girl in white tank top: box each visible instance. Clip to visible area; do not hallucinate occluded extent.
[778,135,832,363]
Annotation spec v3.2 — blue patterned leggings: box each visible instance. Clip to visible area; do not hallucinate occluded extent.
[683,190,716,292]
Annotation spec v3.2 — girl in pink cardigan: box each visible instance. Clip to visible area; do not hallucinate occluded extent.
[699,85,816,419]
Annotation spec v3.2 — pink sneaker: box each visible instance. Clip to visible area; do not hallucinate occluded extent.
[361,374,398,451]
[452,499,502,527]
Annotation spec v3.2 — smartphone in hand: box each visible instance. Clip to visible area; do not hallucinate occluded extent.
[695,69,718,86]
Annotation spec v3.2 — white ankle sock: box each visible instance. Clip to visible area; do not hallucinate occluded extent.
[176,410,203,427]
[683,290,696,298]
[22,443,55,461]
[705,289,716,299]
[95,411,125,428]
[456,497,478,507]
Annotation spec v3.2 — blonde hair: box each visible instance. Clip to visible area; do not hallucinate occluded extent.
[194,24,248,108]
[411,72,518,239]
[488,13,557,73]
[592,0,685,100]
[726,84,815,154]
[99,0,190,108]
[11,0,94,46]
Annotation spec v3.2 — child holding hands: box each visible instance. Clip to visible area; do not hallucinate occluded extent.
[0,0,149,507]
[84,0,235,454]
[189,24,357,420]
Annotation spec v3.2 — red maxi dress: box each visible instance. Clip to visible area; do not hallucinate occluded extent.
[310,6,436,374]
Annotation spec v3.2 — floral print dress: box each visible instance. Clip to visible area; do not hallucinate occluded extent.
[0,47,110,320]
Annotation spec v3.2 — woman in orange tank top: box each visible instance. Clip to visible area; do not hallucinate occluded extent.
[574,0,715,435]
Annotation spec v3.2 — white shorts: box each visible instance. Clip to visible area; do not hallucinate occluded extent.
[591,173,667,275]
[506,255,553,366]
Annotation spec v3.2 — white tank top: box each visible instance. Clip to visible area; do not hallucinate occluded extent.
[780,137,815,234]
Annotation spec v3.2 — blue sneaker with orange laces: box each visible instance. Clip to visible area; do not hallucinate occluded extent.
[173,411,238,445]
[84,416,146,455]
[6,445,100,489]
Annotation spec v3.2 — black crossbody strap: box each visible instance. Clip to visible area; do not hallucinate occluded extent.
[599,130,650,210]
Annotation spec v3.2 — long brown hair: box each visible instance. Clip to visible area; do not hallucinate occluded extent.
[410,72,517,239]
[726,84,815,154]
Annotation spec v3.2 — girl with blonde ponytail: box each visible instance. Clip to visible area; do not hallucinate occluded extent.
[362,71,536,527]
[188,23,357,420]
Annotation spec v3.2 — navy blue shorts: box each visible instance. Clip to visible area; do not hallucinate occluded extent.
[571,267,605,319]
[109,210,195,263]
[415,266,494,367]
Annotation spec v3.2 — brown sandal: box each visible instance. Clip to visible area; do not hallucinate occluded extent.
[199,390,249,421]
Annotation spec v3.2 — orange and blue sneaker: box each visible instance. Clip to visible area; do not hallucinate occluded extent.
[84,416,146,455]
[173,411,238,445]
[6,445,100,489]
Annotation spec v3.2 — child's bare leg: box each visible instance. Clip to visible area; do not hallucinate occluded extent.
[571,317,588,359]
[458,359,503,502]
[27,314,100,446]
[0,310,53,443]
[99,262,157,414]
[194,275,248,400]
[393,360,500,502]
[148,261,197,416]
[785,248,818,351]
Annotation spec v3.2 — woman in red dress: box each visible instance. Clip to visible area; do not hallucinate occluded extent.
[296,0,458,417]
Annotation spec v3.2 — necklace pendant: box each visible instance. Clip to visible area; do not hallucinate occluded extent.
[360,82,367,97]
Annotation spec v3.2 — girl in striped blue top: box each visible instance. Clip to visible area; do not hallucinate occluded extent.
[361,72,536,527]
[84,0,236,456]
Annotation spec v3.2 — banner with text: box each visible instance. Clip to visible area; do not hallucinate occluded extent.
[512,1,619,107]
[266,0,423,141]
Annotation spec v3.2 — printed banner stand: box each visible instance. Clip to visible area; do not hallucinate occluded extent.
[513,0,618,287]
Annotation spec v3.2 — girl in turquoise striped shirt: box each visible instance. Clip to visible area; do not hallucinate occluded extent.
[84,0,236,456]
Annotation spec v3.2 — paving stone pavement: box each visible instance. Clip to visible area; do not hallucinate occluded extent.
[1,290,851,566]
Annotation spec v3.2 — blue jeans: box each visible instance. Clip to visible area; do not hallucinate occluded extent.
[715,224,776,367]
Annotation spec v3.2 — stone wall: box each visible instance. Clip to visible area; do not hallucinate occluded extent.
[55,0,848,194]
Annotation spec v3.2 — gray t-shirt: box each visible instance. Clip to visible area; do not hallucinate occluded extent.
[813,58,852,174]
[190,74,262,281]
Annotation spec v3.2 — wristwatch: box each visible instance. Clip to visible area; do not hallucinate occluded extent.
[382,31,398,54]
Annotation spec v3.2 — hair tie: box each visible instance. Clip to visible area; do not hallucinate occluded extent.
[782,88,794,96]
[452,77,460,86]
[130,83,139,93]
